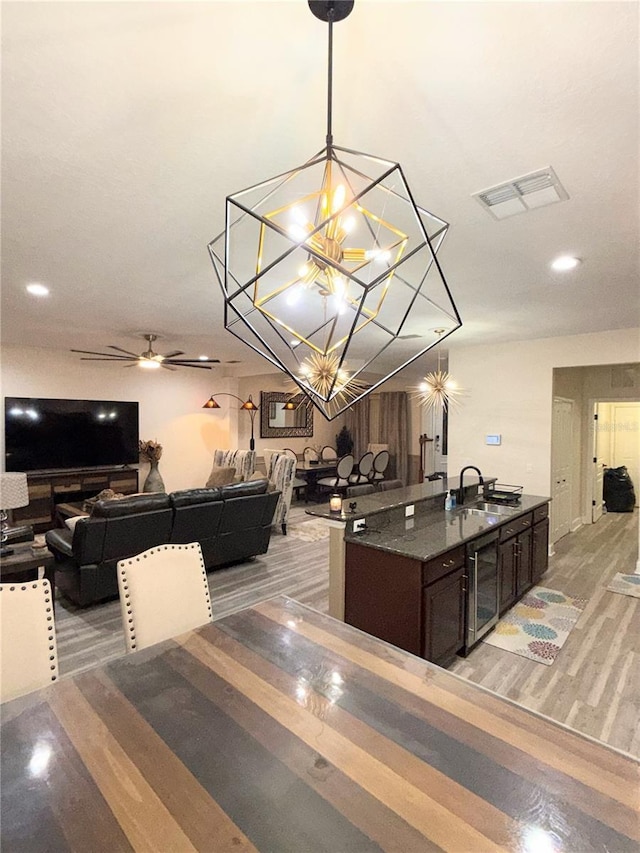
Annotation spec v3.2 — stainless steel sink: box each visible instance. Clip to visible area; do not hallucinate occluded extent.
[468,501,516,516]
[470,501,513,516]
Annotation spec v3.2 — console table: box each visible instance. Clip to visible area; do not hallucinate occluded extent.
[0,541,56,607]
[12,467,139,532]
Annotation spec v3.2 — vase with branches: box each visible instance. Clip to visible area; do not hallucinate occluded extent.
[139,439,165,493]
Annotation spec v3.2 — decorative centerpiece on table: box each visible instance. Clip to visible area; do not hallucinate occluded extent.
[139,439,165,493]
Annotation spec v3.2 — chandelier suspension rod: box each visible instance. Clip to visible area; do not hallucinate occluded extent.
[326,11,334,148]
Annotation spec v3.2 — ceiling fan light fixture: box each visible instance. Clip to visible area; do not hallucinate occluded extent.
[208,0,461,420]
[551,255,581,272]
[71,333,221,370]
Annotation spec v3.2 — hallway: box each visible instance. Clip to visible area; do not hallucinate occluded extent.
[451,510,639,756]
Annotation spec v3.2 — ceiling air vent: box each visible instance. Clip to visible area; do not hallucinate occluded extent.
[473,167,569,220]
[611,365,638,389]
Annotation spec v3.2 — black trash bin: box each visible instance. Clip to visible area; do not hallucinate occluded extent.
[603,466,636,512]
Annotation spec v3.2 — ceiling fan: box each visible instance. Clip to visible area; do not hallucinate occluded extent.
[71,333,221,371]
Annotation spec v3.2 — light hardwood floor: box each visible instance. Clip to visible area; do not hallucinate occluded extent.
[54,504,639,755]
[451,509,640,757]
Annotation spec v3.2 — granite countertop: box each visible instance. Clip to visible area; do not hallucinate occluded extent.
[306,477,487,521]
[341,493,550,563]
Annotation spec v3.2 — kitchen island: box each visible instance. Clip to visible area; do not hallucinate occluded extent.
[307,480,550,667]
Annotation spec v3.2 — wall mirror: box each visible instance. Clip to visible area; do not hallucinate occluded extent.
[260,391,313,438]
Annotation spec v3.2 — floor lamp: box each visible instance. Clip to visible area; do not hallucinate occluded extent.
[202,394,259,451]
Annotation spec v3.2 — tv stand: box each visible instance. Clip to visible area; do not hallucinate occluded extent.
[12,467,139,533]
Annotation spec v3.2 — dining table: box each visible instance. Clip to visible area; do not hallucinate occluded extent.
[1,595,638,852]
[295,460,337,501]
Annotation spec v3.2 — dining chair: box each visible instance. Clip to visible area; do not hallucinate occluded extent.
[345,483,375,498]
[349,451,374,485]
[369,449,390,483]
[321,445,338,461]
[303,446,319,462]
[117,542,212,653]
[282,448,298,461]
[0,579,58,703]
[376,479,404,492]
[316,454,354,496]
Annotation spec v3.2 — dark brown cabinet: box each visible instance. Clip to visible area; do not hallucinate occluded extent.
[498,538,516,612]
[423,567,465,666]
[532,516,550,584]
[345,540,466,666]
[345,501,550,668]
[498,512,533,614]
[12,467,139,532]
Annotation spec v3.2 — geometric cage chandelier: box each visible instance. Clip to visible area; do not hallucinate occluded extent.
[208,0,461,420]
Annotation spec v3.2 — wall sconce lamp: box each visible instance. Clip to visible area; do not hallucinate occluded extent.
[203,393,259,451]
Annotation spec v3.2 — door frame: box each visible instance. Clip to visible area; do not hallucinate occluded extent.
[585,396,640,524]
[551,396,574,545]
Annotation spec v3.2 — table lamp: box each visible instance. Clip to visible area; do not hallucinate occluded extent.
[0,472,29,557]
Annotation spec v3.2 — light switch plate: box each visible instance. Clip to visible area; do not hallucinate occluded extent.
[485,434,502,445]
[405,504,415,517]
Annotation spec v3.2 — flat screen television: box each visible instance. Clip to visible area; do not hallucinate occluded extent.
[4,397,139,472]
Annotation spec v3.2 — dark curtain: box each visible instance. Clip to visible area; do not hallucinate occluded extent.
[378,391,410,485]
[345,396,370,460]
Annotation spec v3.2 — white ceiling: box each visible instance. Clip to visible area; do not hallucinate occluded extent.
[2,1,639,381]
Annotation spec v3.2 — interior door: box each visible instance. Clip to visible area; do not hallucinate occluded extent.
[592,403,606,522]
[611,403,640,504]
[551,398,573,542]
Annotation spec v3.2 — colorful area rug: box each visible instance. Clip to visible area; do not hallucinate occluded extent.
[288,520,331,542]
[483,587,588,665]
[606,573,640,599]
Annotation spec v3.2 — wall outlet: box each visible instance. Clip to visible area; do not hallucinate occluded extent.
[405,504,415,517]
[405,518,415,531]
[353,518,367,533]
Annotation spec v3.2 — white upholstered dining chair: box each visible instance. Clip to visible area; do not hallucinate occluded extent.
[0,579,59,703]
[117,542,212,652]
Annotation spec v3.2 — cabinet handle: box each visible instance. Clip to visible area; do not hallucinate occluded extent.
[505,528,515,536]
[444,559,456,567]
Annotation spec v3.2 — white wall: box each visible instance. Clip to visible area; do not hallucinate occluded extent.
[447,328,640,497]
[1,345,237,491]
[237,373,346,460]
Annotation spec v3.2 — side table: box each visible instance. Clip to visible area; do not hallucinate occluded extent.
[0,542,56,609]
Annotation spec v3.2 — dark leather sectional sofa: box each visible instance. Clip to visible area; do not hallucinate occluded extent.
[45,480,280,607]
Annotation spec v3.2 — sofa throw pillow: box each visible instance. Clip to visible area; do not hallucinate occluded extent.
[206,466,236,488]
[65,515,88,533]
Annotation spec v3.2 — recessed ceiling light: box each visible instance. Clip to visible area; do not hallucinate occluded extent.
[551,256,581,272]
[26,283,50,297]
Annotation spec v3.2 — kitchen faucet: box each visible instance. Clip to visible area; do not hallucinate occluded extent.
[456,466,484,506]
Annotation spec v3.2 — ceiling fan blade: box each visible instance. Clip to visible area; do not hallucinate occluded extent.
[107,345,142,356]
[161,350,185,359]
[160,363,178,371]
[71,349,132,358]
[79,357,134,361]
[164,362,212,370]
[167,358,221,364]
